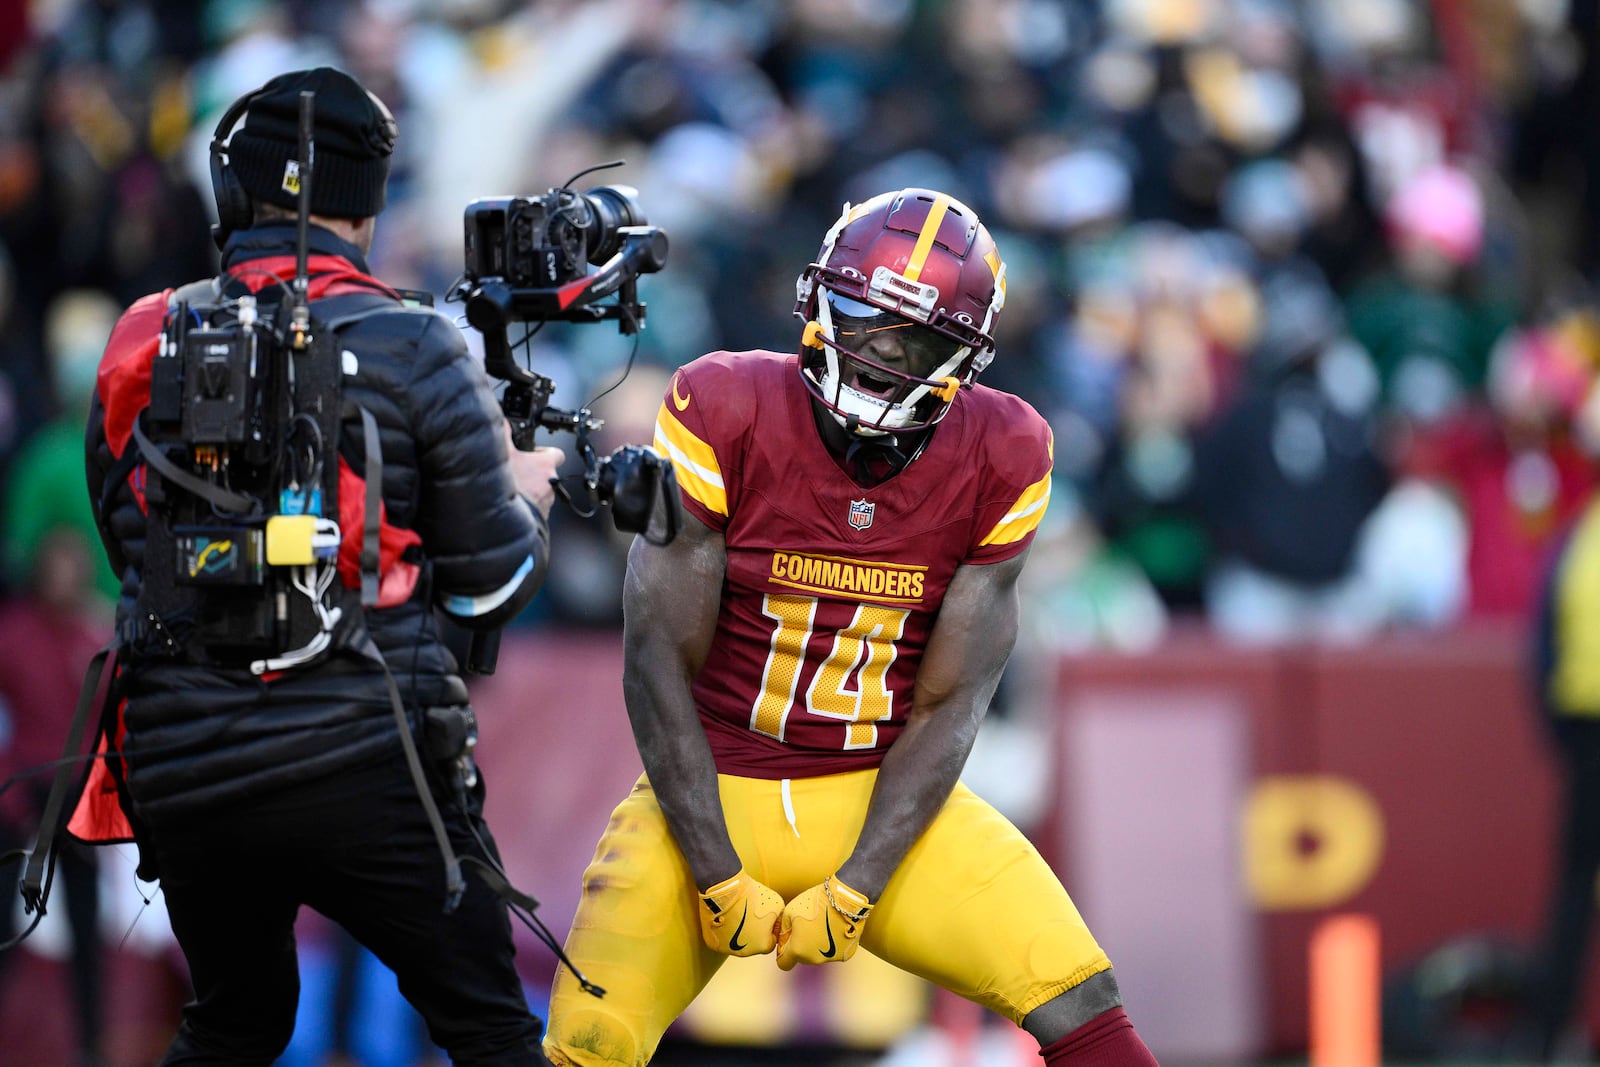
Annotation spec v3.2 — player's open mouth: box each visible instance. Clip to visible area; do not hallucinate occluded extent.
[852,371,896,397]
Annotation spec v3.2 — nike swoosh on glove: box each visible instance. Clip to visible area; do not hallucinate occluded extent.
[776,873,873,970]
[698,868,784,956]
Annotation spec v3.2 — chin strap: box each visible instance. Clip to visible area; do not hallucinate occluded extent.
[811,395,935,487]
[844,436,914,486]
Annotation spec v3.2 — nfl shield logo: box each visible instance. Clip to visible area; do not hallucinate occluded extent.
[848,499,875,530]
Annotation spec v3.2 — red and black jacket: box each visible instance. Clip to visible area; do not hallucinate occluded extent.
[74,222,548,836]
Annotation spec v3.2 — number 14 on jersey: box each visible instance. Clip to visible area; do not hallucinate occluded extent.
[752,593,911,750]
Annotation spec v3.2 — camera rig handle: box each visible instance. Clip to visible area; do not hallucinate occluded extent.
[463,227,667,375]
[462,225,667,452]
[498,375,601,452]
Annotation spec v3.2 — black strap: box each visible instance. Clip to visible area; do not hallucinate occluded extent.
[358,406,382,607]
[20,640,118,916]
[351,633,464,911]
[343,410,463,913]
[99,446,141,521]
[462,856,539,912]
[325,306,429,609]
[131,418,259,515]
[459,856,604,997]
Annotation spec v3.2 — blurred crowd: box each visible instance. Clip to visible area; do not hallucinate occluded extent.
[7,0,1600,1060]
[6,0,1600,645]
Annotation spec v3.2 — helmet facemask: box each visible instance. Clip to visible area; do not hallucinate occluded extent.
[803,288,972,435]
[795,189,1005,439]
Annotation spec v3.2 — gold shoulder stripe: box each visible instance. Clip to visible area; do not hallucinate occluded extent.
[654,402,727,517]
[979,471,1051,546]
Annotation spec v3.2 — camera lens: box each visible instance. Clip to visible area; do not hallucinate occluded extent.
[581,185,645,264]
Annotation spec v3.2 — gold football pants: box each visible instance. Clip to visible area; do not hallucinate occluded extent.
[543,768,1112,1067]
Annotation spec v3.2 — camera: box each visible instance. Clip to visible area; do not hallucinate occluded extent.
[464,185,645,290]
[450,174,672,514]
[448,168,680,673]
[455,180,668,343]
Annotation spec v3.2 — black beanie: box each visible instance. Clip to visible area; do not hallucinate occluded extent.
[225,67,397,220]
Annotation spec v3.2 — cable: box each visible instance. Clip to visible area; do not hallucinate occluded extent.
[225,267,298,305]
[559,160,626,190]
[109,846,161,952]
[457,798,605,998]
[287,412,324,493]
[582,302,643,410]
[252,561,341,674]
[512,319,547,361]
[0,752,112,803]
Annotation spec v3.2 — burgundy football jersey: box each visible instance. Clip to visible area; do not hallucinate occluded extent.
[653,350,1052,778]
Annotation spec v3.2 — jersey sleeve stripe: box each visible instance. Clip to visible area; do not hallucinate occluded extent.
[654,403,728,517]
[978,472,1051,546]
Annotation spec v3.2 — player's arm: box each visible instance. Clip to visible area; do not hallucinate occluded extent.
[622,508,785,955]
[778,547,1029,969]
[838,546,1029,896]
[622,510,735,882]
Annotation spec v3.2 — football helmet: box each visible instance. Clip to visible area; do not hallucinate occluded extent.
[795,188,1007,436]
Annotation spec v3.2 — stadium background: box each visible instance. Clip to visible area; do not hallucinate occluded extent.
[1,0,1598,1063]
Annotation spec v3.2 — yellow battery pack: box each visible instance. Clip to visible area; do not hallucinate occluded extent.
[265,514,318,566]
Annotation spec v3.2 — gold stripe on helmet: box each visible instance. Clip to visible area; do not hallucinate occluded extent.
[985,248,1007,304]
[902,194,951,283]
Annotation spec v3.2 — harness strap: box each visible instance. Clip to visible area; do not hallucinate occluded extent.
[322,302,432,610]
[358,406,382,607]
[100,446,140,517]
[349,633,465,911]
[131,418,259,515]
[20,640,118,917]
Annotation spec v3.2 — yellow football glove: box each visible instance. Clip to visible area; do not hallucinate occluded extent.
[776,873,873,971]
[698,868,784,956]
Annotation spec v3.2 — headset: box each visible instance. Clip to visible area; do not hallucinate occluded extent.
[207,81,398,252]
[207,87,267,251]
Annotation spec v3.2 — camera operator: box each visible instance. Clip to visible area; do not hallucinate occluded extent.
[75,67,564,1065]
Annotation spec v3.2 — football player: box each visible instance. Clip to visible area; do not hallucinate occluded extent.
[543,188,1159,1067]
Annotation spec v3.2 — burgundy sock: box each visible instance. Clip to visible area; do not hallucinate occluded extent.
[1038,1007,1161,1067]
